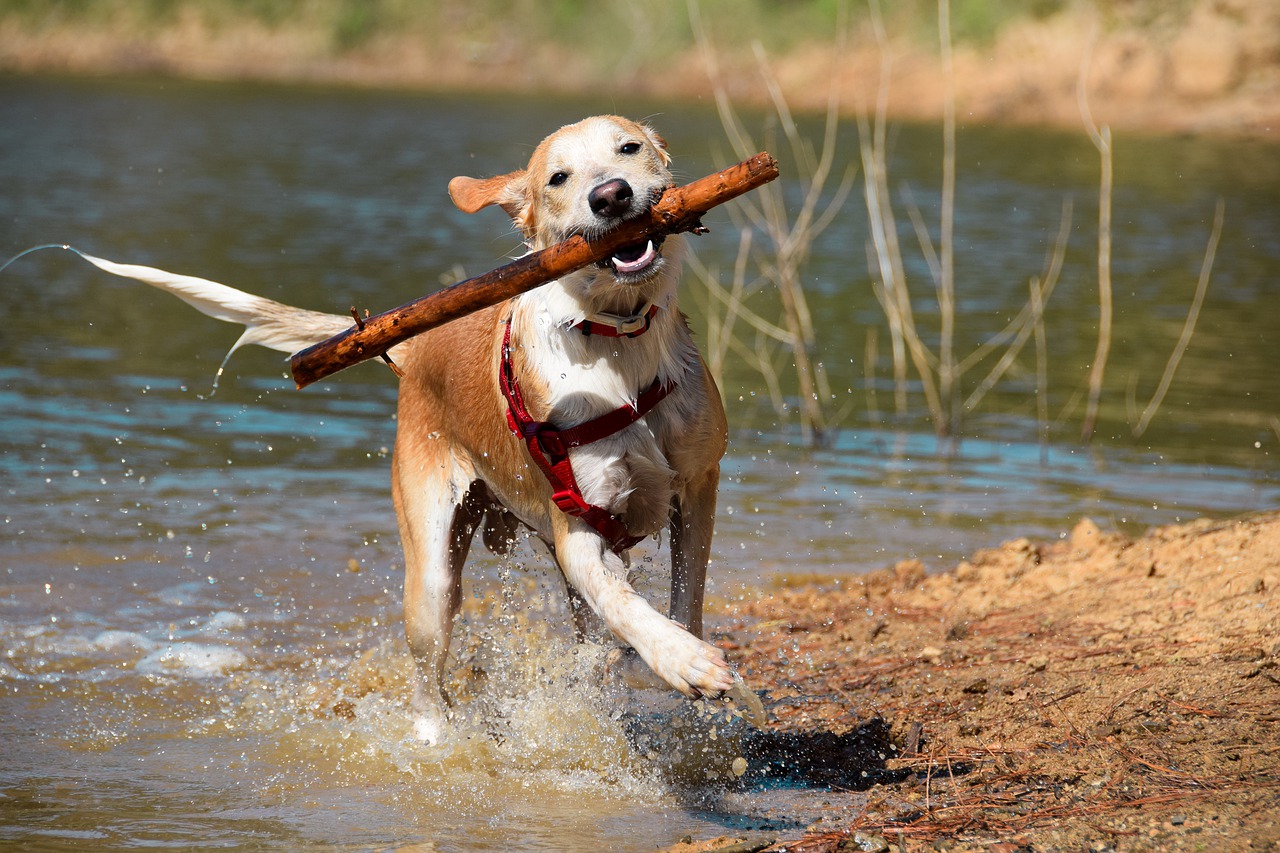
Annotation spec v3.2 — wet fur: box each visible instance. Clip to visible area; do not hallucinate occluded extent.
[397,116,732,742]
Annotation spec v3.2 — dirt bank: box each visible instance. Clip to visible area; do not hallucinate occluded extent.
[1,1,1278,139]
[683,511,1280,851]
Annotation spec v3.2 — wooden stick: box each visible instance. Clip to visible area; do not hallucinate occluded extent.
[289,152,780,388]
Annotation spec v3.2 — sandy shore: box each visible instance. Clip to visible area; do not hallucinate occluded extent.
[679,511,1280,852]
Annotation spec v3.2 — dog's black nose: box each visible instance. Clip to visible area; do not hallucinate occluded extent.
[589,179,634,218]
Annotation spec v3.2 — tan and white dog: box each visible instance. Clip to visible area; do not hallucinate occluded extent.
[65,115,734,744]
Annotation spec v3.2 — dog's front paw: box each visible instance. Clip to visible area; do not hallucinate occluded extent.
[644,629,735,699]
[410,705,451,745]
[412,714,446,745]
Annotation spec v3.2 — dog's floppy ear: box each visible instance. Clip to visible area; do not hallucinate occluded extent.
[642,126,672,167]
[448,171,528,219]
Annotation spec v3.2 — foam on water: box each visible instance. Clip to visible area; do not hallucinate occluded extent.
[136,642,249,677]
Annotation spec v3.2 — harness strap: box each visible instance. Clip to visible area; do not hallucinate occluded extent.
[500,319,675,555]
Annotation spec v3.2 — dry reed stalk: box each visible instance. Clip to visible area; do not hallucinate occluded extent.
[937,0,958,432]
[1078,26,1113,441]
[685,228,756,389]
[862,0,913,418]
[1132,197,1225,437]
[859,117,945,429]
[689,0,853,444]
[961,198,1072,413]
[1033,260,1050,460]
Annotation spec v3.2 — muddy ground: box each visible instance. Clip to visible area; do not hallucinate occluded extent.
[675,511,1280,852]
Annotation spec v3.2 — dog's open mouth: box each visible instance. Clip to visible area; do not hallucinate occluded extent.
[598,236,665,279]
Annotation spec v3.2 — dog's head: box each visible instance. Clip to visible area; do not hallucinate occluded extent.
[449,116,675,291]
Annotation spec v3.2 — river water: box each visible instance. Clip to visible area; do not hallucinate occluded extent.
[1,76,1277,849]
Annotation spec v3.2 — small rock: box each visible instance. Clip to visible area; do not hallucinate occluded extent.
[848,832,891,852]
[921,646,944,663]
[962,678,989,694]
[1026,655,1049,672]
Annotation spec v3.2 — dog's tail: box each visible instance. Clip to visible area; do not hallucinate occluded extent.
[7,245,353,388]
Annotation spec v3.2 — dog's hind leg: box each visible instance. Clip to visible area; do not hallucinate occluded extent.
[395,460,484,744]
[668,467,719,641]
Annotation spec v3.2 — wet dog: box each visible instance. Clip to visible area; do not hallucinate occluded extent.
[64,116,734,743]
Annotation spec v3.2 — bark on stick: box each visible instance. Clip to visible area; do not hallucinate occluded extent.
[289,152,779,388]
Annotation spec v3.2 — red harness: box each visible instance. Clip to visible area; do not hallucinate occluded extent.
[499,314,674,554]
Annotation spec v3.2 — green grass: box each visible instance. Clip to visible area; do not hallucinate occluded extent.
[0,0,1092,55]
[0,0,1187,75]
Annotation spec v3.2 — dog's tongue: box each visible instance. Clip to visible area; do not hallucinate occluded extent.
[611,240,656,274]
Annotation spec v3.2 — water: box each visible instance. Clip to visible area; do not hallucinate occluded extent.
[1,75,1277,849]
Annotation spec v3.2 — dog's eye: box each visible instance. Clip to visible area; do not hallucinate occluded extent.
[619,142,642,155]
[548,171,569,187]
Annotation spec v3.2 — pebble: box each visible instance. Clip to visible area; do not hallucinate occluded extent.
[850,832,891,852]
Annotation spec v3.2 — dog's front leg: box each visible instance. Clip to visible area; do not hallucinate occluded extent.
[397,468,484,745]
[552,514,733,698]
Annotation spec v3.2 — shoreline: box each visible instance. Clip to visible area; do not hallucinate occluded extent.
[688,510,1280,852]
[2,2,1278,141]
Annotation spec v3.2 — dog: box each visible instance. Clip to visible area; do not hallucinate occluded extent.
[58,115,735,744]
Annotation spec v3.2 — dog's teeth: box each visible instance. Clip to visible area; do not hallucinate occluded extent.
[611,240,657,275]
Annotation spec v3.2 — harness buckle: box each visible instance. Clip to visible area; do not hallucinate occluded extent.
[551,489,587,515]
[576,303,656,337]
[612,312,650,336]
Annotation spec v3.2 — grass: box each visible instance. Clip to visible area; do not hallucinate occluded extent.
[0,0,1168,65]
